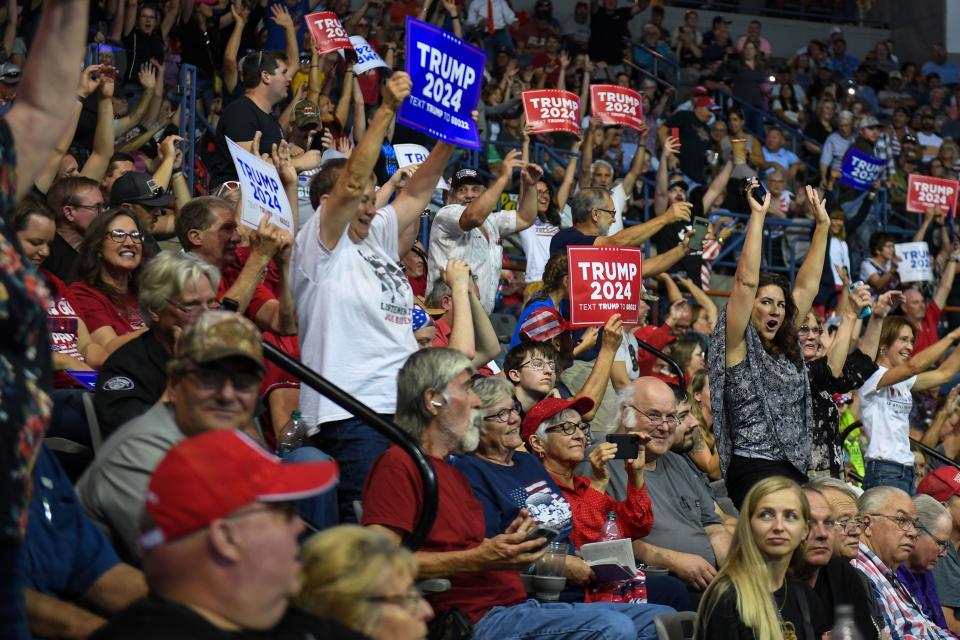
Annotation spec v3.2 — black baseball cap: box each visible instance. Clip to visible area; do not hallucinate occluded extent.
[110,171,174,208]
[450,168,485,191]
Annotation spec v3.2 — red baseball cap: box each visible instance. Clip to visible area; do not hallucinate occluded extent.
[140,430,338,550]
[521,396,594,446]
[519,307,572,343]
[917,467,960,502]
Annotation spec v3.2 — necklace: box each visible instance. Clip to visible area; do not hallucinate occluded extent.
[775,581,799,640]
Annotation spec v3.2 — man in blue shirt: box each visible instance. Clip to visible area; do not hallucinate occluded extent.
[22,448,147,638]
[761,126,804,185]
[828,38,860,79]
[922,43,960,86]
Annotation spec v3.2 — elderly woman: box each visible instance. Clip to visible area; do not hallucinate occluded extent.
[69,208,148,356]
[297,525,433,640]
[92,251,220,437]
[523,396,653,549]
[894,494,953,629]
[708,180,831,508]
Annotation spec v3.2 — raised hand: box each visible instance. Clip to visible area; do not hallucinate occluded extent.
[382,72,412,110]
[499,148,523,178]
[601,313,623,351]
[805,184,829,225]
[664,200,692,224]
[78,64,103,99]
[588,442,617,485]
[745,177,770,217]
[138,62,158,90]
[271,140,297,187]
[520,162,544,186]
[873,290,903,318]
[269,4,294,29]
[159,134,183,162]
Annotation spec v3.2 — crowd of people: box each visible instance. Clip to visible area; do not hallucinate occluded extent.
[6,0,960,639]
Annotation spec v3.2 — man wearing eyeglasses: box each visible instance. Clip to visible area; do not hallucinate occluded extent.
[918,467,960,634]
[853,486,956,639]
[43,176,107,283]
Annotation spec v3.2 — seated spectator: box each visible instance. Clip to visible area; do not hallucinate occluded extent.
[922,43,960,87]
[772,82,806,128]
[803,99,837,157]
[91,429,348,639]
[895,494,953,630]
[109,170,176,251]
[758,127,804,184]
[69,208,147,356]
[917,107,944,163]
[917,467,960,633]
[694,477,827,639]
[400,242,428,298]
[829,38,860,80]
[93,251,219,439]
[853,486,955,639]
[23,446,147,638]
[819,109,855,188]
[361,347,674,638]
[296,525,433,640]
[808,477,862,560]
[426,158,541,314]
[860,232,901,294]
[634,23,676,76]
[43,176,106,284]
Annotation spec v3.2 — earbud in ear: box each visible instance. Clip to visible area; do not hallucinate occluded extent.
[430,400,444,407]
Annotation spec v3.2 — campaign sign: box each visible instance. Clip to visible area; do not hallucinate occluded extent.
[522,89,581,136]
[839,147,885,191]
[397,17,485,150]
[590,85,645,131]
[349,36,389,74]
[306,12,353,55]
[895,241,933,282]
[567,246,643,326]
[906,174,959,214]
[226,138,294,233]
[393,143,449,190]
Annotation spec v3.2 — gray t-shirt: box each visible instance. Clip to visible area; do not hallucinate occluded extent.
[932,537,960,609]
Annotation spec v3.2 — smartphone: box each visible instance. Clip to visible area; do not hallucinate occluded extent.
[670,127,681,149]
[743,177,766,205]
[525,525,560,544]
[606,433,641,460]
[688,216,710,252]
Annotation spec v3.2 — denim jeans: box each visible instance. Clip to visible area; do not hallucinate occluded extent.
[310,414,392,523]
[283,446,339,531]
[473,599,675,640]
[0,543,29,640]
[864,459,915,495]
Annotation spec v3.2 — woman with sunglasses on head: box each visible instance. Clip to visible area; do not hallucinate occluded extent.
[695,476,828,640]
[69,208,148,357]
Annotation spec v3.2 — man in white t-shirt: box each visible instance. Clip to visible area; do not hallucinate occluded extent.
[426,151,542,313]
[290,72,454,522]
[579,121,648,236]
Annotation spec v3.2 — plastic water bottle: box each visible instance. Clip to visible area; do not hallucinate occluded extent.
[276,410,305,458]
[831,604,863,640]
[601,512,622,541]
[849,281,873,319]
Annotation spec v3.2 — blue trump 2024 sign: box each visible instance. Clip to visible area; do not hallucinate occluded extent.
[839,147,885,191]
[397,17,485,150]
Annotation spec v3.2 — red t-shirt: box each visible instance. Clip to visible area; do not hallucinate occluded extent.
[914,300,943,355]
[219,249,279,319]
[361,446,526,622]
[550,474,654,550]
[432,317,494,377]
[69,280,144,336]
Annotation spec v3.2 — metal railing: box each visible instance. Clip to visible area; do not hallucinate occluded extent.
[624,37,681,90]
[178,64,199,195]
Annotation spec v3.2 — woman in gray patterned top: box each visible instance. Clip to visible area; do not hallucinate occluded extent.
[708,179,831,509]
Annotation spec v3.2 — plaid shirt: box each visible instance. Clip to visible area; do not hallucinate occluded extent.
[853,543,957,640]
[874,132,897,181]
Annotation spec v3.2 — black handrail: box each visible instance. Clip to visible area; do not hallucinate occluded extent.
[261,342,439,551]
[635,338,686,396]
[911,437,960,471]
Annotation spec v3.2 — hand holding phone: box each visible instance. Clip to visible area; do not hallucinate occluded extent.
[743,177,766,206]
[606,433,641,460]
[688,216,710,252]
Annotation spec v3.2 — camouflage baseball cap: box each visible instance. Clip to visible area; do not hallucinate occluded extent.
[172,311,265,372]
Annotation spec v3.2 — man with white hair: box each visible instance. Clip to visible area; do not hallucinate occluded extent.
[853,486,955,639]
[819,109,855,188]
[361,348,673,640]
[918,467,960,634]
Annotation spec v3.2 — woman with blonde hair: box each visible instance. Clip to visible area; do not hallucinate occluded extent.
[695,476,827,640]
[297,525,433,640]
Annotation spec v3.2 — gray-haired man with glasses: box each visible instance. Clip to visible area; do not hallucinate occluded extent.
[917,466,960,633]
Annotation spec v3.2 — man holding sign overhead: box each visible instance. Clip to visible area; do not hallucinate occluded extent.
[291,72,457,523]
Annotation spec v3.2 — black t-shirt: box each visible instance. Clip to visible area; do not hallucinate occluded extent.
[121,28,165,83]
[588,7,633,65]
[813,557,884,640]
[549,227,597,257]
[93,330,171,439]
[210,96,286,186]
[698,577,828,640]
[664,110,712,184]
[177,16,222,81]
[803,120,832,146]
[43,233,80,284]
[91,597,367,640]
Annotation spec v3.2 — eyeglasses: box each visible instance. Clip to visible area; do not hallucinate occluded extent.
[182,367,261,392]
[593,207,616,218]
[520,358,556,371]
[868,513,921,532]
[367,589,425,612]
[627,404,680,427]
[919,524,949,552]
[165,297,220,316]
[484,407,521,423]
[545,421,591,437]
[833,517,862,532]
[69,202,108,214]
[798,325,823,335]
[107,229,144,243]
[214,181,241,198]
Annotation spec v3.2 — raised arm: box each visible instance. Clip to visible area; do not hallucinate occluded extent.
[825,286,870,378]
[878,325,960,389]
[620,125,648,196]
[392,142,455,235]
[114,65,158,137]
[459,149,521,231]
[442,260,476,359]
[319,72,410,249]
[557,139,582,211]
[7,0,90,199]
[859,291,902,360]
[915,338,960,391]
[335,64,355,127]
[678,275,718,328]
[791,185,830,325]
[726,179,770,365]
[270,5,300,81]
[223,4,249,94]
[702,159,734,213]
[654,135,679,215]
[160,0,178,39]
[933,247,960,309]
[514,162,544,233]
[573,314,623,421]
[596,200,692,247]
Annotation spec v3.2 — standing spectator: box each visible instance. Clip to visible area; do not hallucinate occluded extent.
[772,82,806,128]
[917,107,945,163]
[819,109,855,188]
[701,16,734,66]
[589,0,647,68]
[115,1,175,85]
[735,19,772,58]
[660,89,718,186]
[672,10,702,48]
[803,99,837,157]
[922,43,960,87]
[517,178,561,300]
[43,177,107,283]
[901,251,959,354]
[466,0,517,53]
[562,1,590,50]
[878,72,917,120]
[177,0,223,92]
[724,41,769,133]
[859,232,900,294]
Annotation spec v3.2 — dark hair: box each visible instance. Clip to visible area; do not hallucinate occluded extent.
[727,106,746,122]
[175,196,232,251]
[868,231,895,256]
[240,50,284,89]
[47,176,101,225]
[533,253,568,303]
[309,159,348,208]
[504,341,558,379]
[756,272,801,366]
[536,179,561,227]
[106,152,135,178]
[73,208,145,303]
[13,195,55,232]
